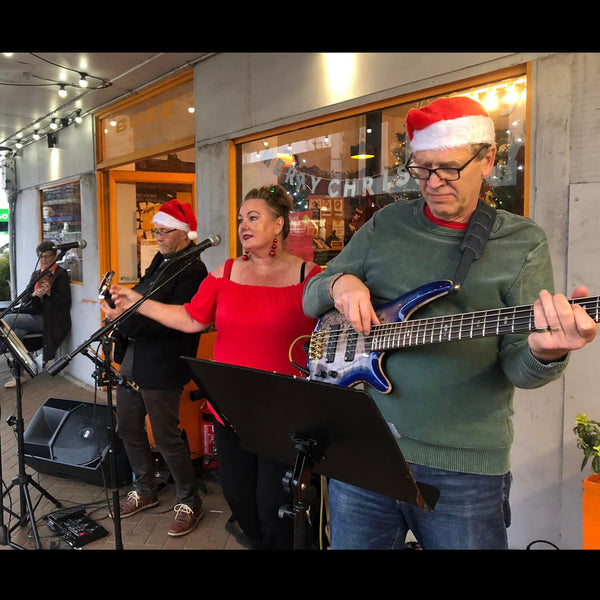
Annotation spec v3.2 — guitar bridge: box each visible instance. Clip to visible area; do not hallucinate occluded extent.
[308,332,324,360]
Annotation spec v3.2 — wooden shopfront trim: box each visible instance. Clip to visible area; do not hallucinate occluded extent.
[106,170,196,283]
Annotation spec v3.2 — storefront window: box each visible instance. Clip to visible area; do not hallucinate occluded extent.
[238,73,527,266]
[40,180,83,282]
[99,76,194,163]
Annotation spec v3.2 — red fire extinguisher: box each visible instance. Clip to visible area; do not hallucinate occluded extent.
[201,406,218,471]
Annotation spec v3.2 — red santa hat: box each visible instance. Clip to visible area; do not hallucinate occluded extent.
[406,96,495,152]
[153,199,197,240]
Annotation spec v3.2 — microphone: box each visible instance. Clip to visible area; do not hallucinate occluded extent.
[46,355,71,376]
[194,234,221,253]
[171,234,221,261]
[52,240,87,251]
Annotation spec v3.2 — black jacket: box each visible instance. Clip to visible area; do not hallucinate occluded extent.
[27,265,72,362]
[115,244,208,389]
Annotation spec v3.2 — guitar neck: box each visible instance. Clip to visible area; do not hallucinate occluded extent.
[370,296,600,351]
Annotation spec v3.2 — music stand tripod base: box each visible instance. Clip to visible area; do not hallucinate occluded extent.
[1,340,62,549]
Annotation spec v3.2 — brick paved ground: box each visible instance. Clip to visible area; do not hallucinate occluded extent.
[0,356,244,551]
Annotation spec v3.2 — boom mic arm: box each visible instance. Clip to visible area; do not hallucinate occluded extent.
[169,234,221,262]
[46,233,221,377]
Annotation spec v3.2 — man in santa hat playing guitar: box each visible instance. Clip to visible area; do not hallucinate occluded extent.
[303,96,597,549]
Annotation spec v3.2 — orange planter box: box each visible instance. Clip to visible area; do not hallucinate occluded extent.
[583,474,600,549]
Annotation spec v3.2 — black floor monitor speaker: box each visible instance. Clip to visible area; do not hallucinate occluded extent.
[23,397,132,488]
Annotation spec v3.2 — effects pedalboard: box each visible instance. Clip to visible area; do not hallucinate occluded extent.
[45,505,108,548]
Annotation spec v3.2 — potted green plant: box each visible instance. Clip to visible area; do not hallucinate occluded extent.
[574,414,600,475]
[574,414,600,549]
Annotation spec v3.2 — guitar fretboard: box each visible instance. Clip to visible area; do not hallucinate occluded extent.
[366,296,600,351]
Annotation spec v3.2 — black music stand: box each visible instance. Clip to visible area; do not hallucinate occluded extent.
[0,252,67,549]
[0,319,61,550]
[184,358,439,550]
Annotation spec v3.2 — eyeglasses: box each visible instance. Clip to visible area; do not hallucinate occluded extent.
[405,146,488,181]
[151,228,177,238]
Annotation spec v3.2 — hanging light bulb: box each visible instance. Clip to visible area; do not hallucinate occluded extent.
[78,73,88,88]
[502,85,519,105]
[74,110,83,124]
[482,89,499,112]
[50,118,58,130]
[58,84,67,98]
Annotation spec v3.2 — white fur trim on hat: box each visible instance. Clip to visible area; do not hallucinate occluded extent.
[410,115,495,152]
[153,208,197,239]
[153,210,188,231]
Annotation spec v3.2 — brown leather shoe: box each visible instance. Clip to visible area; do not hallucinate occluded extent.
[119,490,159,518]
[168,503,205,537]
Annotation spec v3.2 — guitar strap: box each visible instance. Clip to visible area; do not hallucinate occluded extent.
[451,199,496,294]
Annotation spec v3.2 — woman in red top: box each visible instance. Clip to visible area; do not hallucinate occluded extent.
[109,185,321,549]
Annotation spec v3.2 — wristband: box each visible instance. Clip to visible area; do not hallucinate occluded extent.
[328,272,350,299]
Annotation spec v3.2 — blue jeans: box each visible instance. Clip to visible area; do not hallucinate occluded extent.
[328,464,512,550]
[2,312,43,340]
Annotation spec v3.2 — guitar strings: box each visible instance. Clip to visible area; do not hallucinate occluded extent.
[311,297,600,352]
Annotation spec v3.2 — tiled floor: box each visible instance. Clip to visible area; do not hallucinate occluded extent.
[0,356,244,551]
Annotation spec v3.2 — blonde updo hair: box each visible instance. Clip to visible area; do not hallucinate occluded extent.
[243,185,294,239]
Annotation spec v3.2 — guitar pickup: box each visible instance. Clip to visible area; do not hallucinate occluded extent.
[344,330,358,362]
[325,324,340,363]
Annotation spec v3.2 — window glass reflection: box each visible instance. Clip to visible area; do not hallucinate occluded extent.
[40,180,83,282]
[239,74,526,266]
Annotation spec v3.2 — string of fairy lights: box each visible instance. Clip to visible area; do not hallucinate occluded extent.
[0,53,112,157]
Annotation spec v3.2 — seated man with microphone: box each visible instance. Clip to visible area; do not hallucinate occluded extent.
[3,240,72,388]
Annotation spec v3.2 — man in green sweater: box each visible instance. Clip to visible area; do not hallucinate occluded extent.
[302,96,597,549]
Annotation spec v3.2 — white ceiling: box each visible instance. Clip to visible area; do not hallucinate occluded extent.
[0,52,216,152]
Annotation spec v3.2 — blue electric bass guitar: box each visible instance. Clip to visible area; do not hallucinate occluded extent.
[307,279,600,393]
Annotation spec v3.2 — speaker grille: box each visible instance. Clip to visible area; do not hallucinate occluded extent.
[52,403,111,466]
[23,398,132,487]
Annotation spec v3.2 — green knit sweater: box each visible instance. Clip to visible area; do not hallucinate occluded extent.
[302,197,568,475]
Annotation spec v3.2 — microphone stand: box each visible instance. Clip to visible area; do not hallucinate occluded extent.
[46,249,212,550]
[0,253,67,550]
